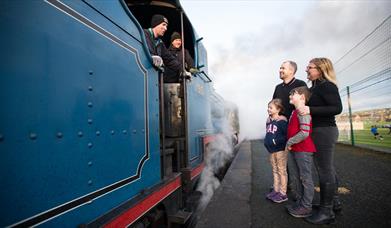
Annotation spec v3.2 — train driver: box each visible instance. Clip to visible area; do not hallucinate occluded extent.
[143,14,182,80]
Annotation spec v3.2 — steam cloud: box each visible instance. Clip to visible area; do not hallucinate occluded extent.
[207,1,391,139]
[195,101,238,216]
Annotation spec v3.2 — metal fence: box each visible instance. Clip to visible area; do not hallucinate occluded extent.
[335,15,391,150]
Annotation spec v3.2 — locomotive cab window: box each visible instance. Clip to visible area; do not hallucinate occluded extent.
[125,0,196,64]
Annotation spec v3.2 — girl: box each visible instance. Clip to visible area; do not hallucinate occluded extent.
[264,99,288,203]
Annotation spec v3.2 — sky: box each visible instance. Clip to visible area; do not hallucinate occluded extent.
[180,0,391,139]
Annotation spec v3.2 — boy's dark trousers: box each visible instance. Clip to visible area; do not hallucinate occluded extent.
[291,151,314,208]
[287,152,300,200]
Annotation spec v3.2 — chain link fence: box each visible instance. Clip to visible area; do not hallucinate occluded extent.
[335,15,391,150]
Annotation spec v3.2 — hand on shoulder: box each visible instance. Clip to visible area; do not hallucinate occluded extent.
[297,106,310,116]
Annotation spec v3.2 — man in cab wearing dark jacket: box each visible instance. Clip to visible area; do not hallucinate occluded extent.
[143,14,182,79]
[165,32,195,82]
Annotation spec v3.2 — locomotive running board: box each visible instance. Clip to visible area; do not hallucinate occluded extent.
[85,174,181,227]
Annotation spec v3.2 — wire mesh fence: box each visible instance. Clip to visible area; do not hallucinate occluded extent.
[335,15,391,150]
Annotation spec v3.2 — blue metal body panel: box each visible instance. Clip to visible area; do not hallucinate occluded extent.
[187,77,214,167]
[0,0,161,227]
[210,93,226,134]
[82,0,142,42]
[184,34,213,167]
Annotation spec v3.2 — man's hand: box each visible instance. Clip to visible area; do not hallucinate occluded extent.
[182,70,192,80]
[152,55,163,67]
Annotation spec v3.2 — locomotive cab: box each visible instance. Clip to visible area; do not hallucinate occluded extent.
[125,0,196,63]
[125,0,203,180]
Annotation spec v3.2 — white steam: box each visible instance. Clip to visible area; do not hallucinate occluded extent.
[195,101,238,213]
[183,1,391,140]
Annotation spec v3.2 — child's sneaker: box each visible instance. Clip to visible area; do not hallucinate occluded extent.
[285,200,300,211]
[271,192,288,203]
[266,190,278,200]
[288,205,312,218]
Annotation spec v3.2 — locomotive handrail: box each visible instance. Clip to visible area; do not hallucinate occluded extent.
[181,11,190,168]
[193,70,212,83]
[200,71,212,82]
[159,72,166,178]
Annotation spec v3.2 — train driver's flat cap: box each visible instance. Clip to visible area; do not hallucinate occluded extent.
[151,14,169,28]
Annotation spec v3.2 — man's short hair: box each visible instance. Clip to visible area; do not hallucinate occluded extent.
[285,60,297,74]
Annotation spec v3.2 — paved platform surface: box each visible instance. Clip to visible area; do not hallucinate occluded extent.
[196,140,391,228]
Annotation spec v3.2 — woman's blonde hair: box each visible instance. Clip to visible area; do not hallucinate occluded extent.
[309,57,338,86]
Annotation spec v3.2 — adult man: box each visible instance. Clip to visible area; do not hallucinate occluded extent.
[272,61,307,201]
[273,61,307,119]
[143,14,182,76]
[165,32,195,82]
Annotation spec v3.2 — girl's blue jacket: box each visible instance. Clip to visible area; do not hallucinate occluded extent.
[264,118,288,153]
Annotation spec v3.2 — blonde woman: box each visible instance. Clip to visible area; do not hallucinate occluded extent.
[298,58,342,224]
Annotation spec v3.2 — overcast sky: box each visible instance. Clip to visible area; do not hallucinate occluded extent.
[181,0,391,139]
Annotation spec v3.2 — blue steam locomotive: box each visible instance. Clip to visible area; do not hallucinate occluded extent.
[0,0,239,227]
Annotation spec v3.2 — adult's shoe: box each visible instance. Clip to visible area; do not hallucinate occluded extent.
[305,207,335,225]
[312,198,342,213]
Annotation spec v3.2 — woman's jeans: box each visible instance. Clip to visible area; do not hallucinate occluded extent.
[312,126,339,207]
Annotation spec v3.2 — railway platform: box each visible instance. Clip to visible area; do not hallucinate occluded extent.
[196,140,391,228]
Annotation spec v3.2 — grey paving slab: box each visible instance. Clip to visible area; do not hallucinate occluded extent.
[196,141,252,228]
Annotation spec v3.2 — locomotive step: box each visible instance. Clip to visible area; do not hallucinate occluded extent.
[168,210,192,225]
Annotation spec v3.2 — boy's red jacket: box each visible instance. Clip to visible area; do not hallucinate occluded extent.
[287,110,316,152]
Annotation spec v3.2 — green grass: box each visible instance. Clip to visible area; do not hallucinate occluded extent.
[339,128,391,150]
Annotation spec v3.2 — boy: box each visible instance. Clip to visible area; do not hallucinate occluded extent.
[371,125,384,140]
[285,86,316,218]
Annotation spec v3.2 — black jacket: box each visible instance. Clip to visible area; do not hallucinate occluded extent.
[272,78,307,118]
[168,46,194,69]
[143,29,181,73]
[164,46,194,82]
[308,79,342,128]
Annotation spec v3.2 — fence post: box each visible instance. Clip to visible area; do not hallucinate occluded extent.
[347,86,355,146]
